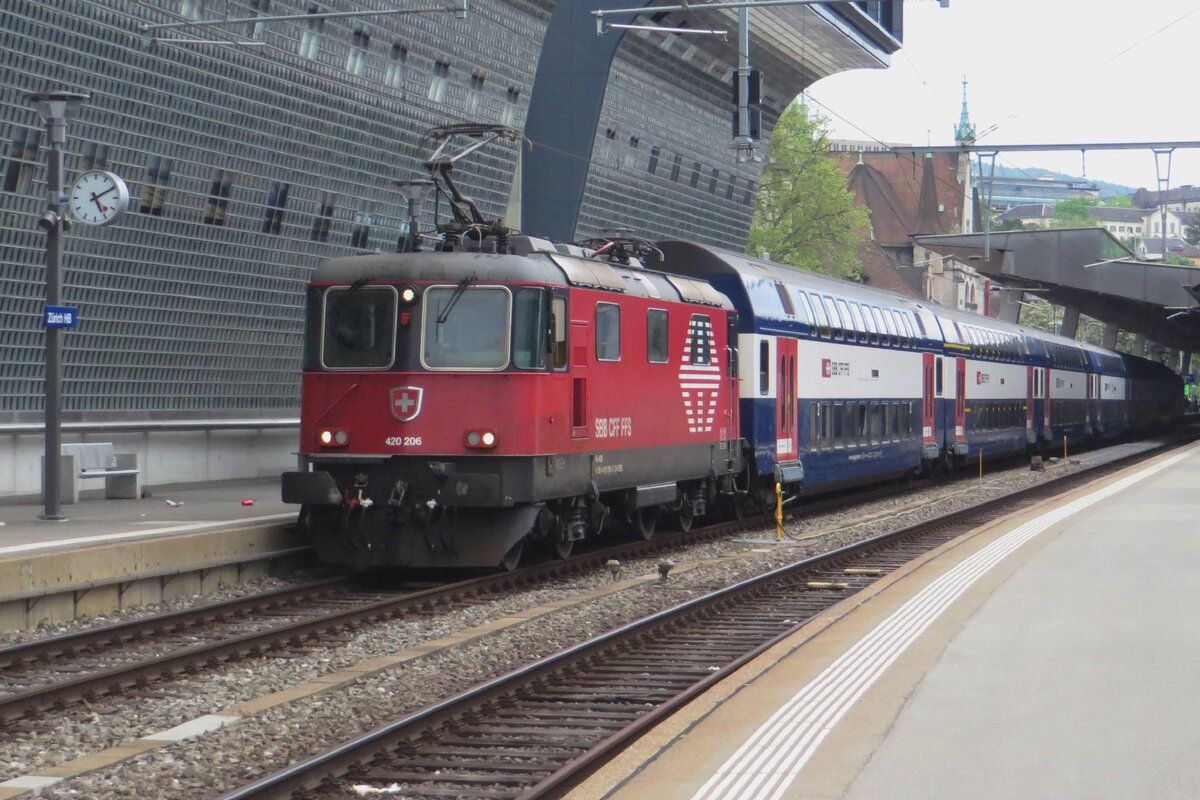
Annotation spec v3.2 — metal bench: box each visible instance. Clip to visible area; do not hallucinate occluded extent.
[43,443,142,503]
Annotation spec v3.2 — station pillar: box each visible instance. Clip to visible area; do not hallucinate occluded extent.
[1059,305,1080,339]
[1103,322,1119,350]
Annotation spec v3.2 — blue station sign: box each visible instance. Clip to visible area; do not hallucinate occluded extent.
[44,305,79,329]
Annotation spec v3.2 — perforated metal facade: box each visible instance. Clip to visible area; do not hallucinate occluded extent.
[1,0,898,425]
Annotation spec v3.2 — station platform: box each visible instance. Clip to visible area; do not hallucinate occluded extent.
[571,440,1200,800]
[0,480,307,631]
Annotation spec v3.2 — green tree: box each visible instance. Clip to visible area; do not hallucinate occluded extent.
[1184,212,1200,246]
[1049,196,1098,228]
[1103,195,1133,208]
[748,103,869,279]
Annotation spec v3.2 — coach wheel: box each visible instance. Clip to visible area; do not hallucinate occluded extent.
[674,506,694,533]
[634,507,658,540]
[499,539,524,572]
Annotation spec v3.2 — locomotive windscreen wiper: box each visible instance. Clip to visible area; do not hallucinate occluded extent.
[436,277,474,324]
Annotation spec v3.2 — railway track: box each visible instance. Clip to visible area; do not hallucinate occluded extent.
[217,440,1182,800]
[0,435,1170,732]
[0,508,775,727]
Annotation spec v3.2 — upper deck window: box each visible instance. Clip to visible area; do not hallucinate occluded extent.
[422,285,510,370]
[321,286,397,369]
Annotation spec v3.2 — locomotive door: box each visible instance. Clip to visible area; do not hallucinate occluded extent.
[570,320,589,440]
[776,338,798,460]
[955,357,967,447]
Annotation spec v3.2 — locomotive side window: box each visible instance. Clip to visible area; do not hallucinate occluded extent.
[321,286,397,370]
[422,285,510,370]
[596,302,621,361]
[513,288,548,370]
[689,314,712,365]
[551,296,568,370]
[647,309,669,364]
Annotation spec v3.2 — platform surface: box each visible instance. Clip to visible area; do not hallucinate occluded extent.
[573,441,1200,800]
[0,478,295,560]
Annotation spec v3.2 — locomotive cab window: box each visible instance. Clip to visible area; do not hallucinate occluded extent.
[321,286,397,369]
[596,302,621,361]
[422,284,510,370]
[647,309,669,363]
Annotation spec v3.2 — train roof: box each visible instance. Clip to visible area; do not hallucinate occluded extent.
[314,243,732,309]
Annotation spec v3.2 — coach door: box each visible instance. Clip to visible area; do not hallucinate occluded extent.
[776,338,798,460]
[922,353,936,453]
[955,357,967,446]
[1026,366,1036,443]
[1090,372,1101,432]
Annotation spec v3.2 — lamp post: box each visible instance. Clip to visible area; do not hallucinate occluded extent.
[26,90,89,521]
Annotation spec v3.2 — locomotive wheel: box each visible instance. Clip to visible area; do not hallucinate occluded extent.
[554,536,574,559]
[635,507,658,540]
[674,506,694,533]
[499,539,524,572]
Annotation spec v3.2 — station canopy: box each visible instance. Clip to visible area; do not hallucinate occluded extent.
[914,227,1200,354]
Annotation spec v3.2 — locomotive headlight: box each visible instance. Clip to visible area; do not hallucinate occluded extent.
[319,429,350,447]
[399,286,417,304]
[465,429,497,449]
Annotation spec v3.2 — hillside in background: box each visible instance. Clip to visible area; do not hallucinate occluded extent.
[986,163,1136,199]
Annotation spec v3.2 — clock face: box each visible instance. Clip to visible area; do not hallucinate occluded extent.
[69,170,130,226]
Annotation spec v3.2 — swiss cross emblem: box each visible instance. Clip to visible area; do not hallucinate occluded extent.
[390,386,423,422]
[822,358,832,378]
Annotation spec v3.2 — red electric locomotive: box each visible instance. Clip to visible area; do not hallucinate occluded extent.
[282,237,742,569]
[282,126,742,568]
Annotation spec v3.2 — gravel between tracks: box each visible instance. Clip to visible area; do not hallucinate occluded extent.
[5,459,1085,798]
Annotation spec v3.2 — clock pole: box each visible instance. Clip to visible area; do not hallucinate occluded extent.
[26,90,89,521]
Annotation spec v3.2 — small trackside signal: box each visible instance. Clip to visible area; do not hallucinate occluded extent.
[320,429,350,447]
[464,429,497,449]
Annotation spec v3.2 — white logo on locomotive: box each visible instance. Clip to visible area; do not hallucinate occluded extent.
[677,317,720,434]
[389,386,424,422]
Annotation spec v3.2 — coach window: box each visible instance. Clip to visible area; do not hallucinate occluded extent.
[935,357,944,396]
[689,314,712,364]
[321,286,397,369]
[647,309,669,364]
[809,293,830,338]
[794,291,816,330]
[836,299,857,342]
[423,285,510,370]
[759,340,770,395]
[847,302,868,342]
[832,402,845,447]
[774,282,796,316]
[881,309,899,347]
[596,302,621,361]
[823,296,843,341]
[865,306,881,345]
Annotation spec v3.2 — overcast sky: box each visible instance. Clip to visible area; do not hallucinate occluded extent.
[806,0,1200,191]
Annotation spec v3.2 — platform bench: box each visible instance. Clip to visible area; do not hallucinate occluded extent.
[45,443,142,503]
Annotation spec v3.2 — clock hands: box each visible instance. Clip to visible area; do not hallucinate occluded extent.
[88,185,117,215]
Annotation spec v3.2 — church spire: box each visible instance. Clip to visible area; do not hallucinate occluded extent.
[955,76,976,145]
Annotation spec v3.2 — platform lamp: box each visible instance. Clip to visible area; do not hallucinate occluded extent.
[27,90,89,521]
[395,179,435,252]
